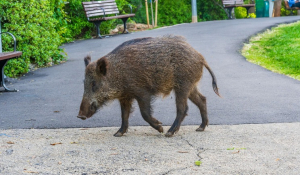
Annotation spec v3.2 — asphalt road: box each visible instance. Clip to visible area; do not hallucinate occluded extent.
[1,16,300,129]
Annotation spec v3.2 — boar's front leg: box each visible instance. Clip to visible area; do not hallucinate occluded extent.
[165,90,189,137]
[136,93,163,133]
[114,98,134,137]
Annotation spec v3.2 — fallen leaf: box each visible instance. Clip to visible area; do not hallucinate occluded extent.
[195,160,202,166]
[24,170,38,173]
[177,151,189,153]
[54,111,60,113]
[7,141,14,144]
[70,142,78,144]
[232,150,240,154]
[50,142,62,146]
[276,158,280,161]
[227,147,235,150]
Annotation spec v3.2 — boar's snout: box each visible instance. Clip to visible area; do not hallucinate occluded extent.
[77,97,98,120]
[77,115,87,120]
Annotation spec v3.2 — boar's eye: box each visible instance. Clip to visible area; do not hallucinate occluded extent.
[92,81,96,92]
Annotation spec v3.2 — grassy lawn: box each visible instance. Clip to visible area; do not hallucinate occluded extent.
[242,21,300,80]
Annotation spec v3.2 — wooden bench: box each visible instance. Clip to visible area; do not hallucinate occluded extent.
[284,1,300,16]
[0,32,22,92]
[222,0,255,19]
[82,0,135,38]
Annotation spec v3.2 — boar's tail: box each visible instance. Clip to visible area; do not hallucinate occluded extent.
[204,63,221,97]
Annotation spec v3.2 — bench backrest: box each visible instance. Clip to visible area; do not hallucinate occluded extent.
[82,0,119,19]
[222,0,244,5]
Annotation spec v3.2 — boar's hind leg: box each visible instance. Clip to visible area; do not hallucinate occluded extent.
[165,90,189,137]
[114,98,134,137]
[136,94,163,133]
[188,87,208,132]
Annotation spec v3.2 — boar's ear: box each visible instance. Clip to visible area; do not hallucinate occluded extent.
[84,55,91,67]
[96,57,108,76]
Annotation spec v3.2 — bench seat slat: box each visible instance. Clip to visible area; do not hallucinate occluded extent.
[88,14,135,21]
[223,0,244,2]
[224,4,255,8]
[0,51,22,61]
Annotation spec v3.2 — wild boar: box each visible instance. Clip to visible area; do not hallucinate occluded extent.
[77,35,220,137]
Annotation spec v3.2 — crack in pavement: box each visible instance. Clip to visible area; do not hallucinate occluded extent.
[161,167,188,175]
[181,135,205,161]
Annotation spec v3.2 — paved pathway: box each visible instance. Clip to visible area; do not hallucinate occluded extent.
[1,16,300,129]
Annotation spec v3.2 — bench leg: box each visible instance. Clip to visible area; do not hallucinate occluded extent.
[245,7,251,17]
[226,7,234,19]
[0,60,18,92]
[92,21,103,39]
[121,18,129,34]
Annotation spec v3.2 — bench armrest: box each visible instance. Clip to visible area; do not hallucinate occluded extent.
[126,4,133,14]
[0,32,17,52]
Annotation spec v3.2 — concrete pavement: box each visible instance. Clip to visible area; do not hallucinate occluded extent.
[1,123,300,174]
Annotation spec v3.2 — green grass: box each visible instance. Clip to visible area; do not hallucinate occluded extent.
[242,21,300,80]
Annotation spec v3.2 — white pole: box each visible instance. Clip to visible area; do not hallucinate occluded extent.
[269,0,274,17]
[191,0,197,23]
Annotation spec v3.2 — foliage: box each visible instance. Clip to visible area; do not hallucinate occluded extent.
[242,21,300,80]
[280,0,297,16]
[130,0,192,26]
[197,0,227,21]
[131,0,228,26]
[0,0,66,77]
[157,0,192,25]
[234,0,256,19]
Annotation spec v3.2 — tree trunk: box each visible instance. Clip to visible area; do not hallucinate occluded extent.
[273,0,282,17]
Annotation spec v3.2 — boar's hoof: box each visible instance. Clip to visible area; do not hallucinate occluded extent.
[158,125,164,133]
[165,132,174,137]
[196,127,205,132]
[114,132,124,137]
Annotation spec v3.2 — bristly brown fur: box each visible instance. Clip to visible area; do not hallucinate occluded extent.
[78,35,220,137]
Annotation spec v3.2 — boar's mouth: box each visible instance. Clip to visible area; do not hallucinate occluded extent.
[77,115,88,120]
[77,100,99,120]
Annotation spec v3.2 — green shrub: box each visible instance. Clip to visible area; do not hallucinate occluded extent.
[197,0,227,21]
[0,0,66,77]
[157,0,192,25]
[130,0,191,26]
